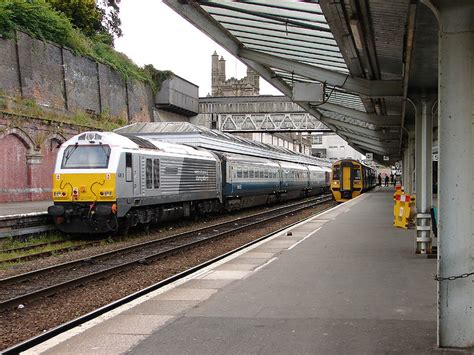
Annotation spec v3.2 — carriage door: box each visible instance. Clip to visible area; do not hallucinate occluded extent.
[342,165,352,191]
[340,161,353,199]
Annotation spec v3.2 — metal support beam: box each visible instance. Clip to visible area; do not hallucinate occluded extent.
[341,131,399,149]
[414,96,433,254]
[239,48,404,97]
[402,147,409,192]
[320,116,378,137]
[344,138,397,155]
[318,103,401,127]
[435,0,474,348]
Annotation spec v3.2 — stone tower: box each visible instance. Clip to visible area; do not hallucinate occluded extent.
[210,52,260,97]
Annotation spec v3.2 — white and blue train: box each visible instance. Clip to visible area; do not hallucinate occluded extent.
[48,131,330,234]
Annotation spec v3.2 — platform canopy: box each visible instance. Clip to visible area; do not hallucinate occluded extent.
[163,0,438,165]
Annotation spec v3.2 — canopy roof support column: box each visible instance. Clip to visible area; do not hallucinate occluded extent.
[414,96,433,254]
[436,0,474,348]
[405,130,415,195]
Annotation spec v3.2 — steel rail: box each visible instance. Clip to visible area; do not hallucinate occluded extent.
[0,195,332,311]
[1,195,336,355]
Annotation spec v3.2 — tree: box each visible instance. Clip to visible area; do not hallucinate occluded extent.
[46,0,121,42]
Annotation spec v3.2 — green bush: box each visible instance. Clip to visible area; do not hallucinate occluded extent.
[0,0,170,91]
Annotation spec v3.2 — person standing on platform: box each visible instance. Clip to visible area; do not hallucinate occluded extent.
[390,173,394,184]
[384,174,389,186]
[378,173,382,186]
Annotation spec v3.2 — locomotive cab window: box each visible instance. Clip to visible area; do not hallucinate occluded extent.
[62,145,110,169]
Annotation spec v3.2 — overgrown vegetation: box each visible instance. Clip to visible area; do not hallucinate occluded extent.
[0,232,65,251]
[0,0,172,91]
[46,0,122,41]
[0,95,127,130]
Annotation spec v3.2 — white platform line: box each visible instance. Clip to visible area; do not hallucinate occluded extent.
[252,257,277,273]
[287,227,322,250]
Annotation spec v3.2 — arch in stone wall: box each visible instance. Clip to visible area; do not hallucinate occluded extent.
[47,132,67,147]
[0,127,36,152]
[0,130,30,202]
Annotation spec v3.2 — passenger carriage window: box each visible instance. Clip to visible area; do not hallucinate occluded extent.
[243,169,249,178]
[249,170,254,178]
[264,170,268,178]
[146,158,152,189]
[260,171,264,179]
[237,168,242,178]
[153,159,160,188]
[125,152,132,182]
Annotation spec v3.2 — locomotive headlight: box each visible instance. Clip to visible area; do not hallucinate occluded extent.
[100,190,114,197]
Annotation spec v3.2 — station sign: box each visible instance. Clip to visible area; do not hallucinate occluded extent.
[292,82,324,103]
[383,155,390,161]
[366,153,373,161]
[433,153,439,162]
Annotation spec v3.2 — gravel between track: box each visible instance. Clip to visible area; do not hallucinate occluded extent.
[0,201,336,350]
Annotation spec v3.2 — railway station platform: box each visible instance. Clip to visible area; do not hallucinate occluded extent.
[0,200,50,217]
[28,189,445,354]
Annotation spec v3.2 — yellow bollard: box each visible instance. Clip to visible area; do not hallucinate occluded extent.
[393,193,412,229]
[393,185,403,201]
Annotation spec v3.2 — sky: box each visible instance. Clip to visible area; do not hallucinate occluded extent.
[115,0,281,97]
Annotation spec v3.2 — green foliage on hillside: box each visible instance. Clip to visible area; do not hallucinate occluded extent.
[0,0,171,92]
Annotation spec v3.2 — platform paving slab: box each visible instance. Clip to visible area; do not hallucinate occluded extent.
[0,200,50,216]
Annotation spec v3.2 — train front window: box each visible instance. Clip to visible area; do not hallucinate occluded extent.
[332,165,340,180]
[62,145,110,169]
[354,169,361,180]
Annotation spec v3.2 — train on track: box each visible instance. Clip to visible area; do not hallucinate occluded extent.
[48,131,331,234]
[330,158,377,202]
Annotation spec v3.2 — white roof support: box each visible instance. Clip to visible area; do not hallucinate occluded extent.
[347,139,397,154]
[341,131,399,148]
[238,49,404,98]
[318,102,401,127]
[320,115,381,137]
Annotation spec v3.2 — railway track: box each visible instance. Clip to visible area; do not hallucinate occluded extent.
[0,241,101,265]
[0,194,332,311]
[0,212,53,239]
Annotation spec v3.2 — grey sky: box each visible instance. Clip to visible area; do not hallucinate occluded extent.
[115,0,281,97]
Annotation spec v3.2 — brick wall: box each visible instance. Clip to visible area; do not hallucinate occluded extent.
[0,113,86,202]
[0,31,154,123]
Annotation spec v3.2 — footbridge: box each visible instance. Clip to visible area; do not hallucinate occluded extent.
[199,95,330,132]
